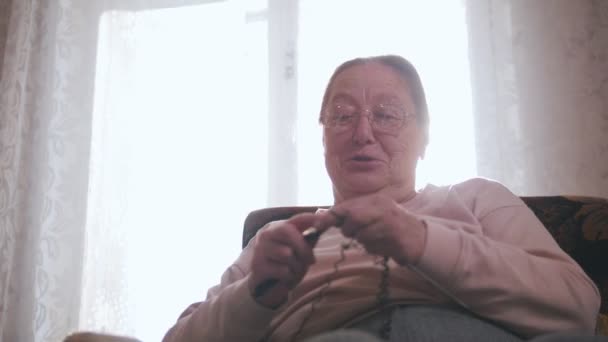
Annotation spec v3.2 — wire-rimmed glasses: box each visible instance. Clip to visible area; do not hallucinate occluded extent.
[321,103,415,134]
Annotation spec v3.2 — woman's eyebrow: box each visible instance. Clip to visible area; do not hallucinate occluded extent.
[372,93,405,105]
[330,92,357,104]
[330,92,407,108]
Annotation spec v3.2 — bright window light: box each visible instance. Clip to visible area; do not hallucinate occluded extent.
[296,0,476,204]
[85,3,268,341]
[84,1,475,341]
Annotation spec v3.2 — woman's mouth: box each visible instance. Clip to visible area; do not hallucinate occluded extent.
[352,156,375,162]
[347,155,384,170]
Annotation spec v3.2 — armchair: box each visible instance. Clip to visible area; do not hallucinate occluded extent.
[64,195,608,341]
[243,195,608,335]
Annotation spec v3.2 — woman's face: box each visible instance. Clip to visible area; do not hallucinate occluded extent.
[323,62,426,200]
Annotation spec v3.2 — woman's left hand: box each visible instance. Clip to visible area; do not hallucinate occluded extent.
[316,193,428,265]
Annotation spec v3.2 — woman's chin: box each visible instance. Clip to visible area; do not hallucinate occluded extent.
[341,175,388,195]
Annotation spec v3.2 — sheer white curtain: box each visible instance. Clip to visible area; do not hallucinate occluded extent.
[82,2,269,340]
[466,0,608,197]
[0,1,101,341]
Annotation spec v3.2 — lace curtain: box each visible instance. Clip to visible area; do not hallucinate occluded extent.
[1,1,607,341]
[0,1,100,341]
[466,0,608,197]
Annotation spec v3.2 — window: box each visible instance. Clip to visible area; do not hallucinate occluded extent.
[85,2,268,340]
[84,1,475,340]
[296,0,476,204]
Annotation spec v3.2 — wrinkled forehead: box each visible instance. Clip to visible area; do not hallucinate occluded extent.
[328,62,414,107]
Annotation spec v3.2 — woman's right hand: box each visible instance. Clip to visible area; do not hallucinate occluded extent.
[247,213,320,308]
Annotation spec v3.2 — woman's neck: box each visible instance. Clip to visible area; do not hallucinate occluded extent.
[332,183,417,205]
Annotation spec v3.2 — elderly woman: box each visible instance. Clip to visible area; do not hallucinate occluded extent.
[163,55,601,342]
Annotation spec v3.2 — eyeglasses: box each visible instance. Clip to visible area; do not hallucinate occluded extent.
[321,103,415,134]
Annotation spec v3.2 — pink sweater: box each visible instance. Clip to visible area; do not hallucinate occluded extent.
[163,178,600,341]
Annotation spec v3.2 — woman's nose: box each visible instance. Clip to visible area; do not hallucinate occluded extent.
[352,113,376,145]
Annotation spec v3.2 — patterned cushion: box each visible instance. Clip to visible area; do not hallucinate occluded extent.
[243,196,608,334]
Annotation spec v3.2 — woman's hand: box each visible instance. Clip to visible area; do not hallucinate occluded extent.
[247,213,318,308]
[318,193,427,265]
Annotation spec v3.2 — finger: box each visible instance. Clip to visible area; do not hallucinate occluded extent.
[258,254,308,290]
[257,260,293,283]
[354,220,386,243]
[255,228,301,266]
[268,257,307,290]
[263,244,307,279]
[287,212,320,232]
[332,195,393,237]
[340,212,383,239]
[326,205,358,236]
[354,222,389,256]
[285,256,307,284]
[310,210,343,234]
[285,264,308,288]
[331,201,376,228]
[267,223,315,265]
[285,213,325,259]
[265,244,295,264]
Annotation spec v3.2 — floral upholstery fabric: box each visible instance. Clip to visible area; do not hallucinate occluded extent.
[243,196,608,334]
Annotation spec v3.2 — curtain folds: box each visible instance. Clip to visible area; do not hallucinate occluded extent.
[0,0,11,76]
[467,0,608,197]
[0,1,100,341]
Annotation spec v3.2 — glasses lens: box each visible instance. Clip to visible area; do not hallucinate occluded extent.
[323,104,412,134]
[372,106,405,132]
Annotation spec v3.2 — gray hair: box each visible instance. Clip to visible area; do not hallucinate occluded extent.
[319,55,429,145]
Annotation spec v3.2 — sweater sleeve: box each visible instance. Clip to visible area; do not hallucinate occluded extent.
[162,239,278,342]
[414,178,601,338]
